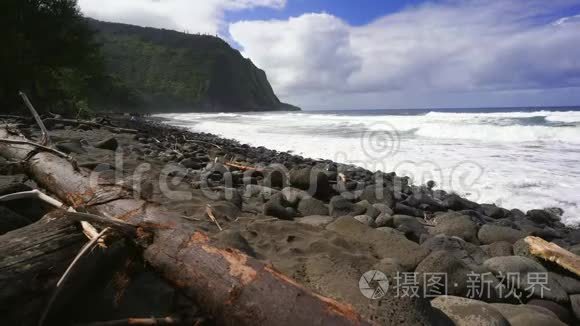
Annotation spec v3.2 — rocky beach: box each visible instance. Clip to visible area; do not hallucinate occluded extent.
[1,114,580,325]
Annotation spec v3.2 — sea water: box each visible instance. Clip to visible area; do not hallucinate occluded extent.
[159,108,580,225]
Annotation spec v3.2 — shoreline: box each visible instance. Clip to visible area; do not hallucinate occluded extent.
[1,113,579,325]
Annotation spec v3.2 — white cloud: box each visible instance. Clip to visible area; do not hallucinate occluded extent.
[78,0,286,35]
[229,0,580,107]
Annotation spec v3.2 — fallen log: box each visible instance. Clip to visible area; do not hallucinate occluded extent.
[42,118,138,134]
[525,236,580,277]
[0,126,371,326]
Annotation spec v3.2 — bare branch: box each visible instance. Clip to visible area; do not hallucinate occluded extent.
[19,91,51,146]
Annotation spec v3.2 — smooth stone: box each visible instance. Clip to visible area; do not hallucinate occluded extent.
[375,227,404,236]
[550,271,580,294]
[479,204,507,219]
[329,195,366,217]
[94,137,119,151]
[491,303,565,326]
[297,197,329,216]
[484,256,568,303]
[394,203,424,218]
[526,299,572,324]
[263,194,295,220]
[373,203,394,216]
[421,235,489,267]
[393,215,428,242]
[481,241,514,257]
[56,139,86,154]
[357,185,395,208]
[443,194,480,211]
[415,251,473,297]
[289,167,331,199]
[431,296,510,326]
[527,209,560,225]
[374,213,393,228]
[430,213,479,244]
[281,187,310,207]
[478,224,526,244]
[570,294,580,321]
[244,184,279,201]
[326,216,429,270]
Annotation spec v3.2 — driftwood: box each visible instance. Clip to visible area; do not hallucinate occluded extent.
[0,126,370,326]
[525,236,580,277]
[42,118,138,134]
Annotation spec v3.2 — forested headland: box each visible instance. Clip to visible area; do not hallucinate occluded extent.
[0,0,298,115]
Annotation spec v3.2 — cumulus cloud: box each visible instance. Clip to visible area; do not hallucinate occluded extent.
[78,0,286,35]
[229,0,580,106]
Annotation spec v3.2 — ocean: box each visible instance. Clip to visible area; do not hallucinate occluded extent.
[158,108,580,225]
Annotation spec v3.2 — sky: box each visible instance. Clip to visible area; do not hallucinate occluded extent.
[78,0,580,110]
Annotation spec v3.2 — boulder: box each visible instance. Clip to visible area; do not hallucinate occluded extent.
[394,203,424,218]
[478,224,526,244]
[326,216,429,270]
[244,184,279,201]
[483,256,568,303]
[430,213,479,244]
[421,235,489,267]
[527,209,560,225]
[94,137,119,151]
[443,194,480,211]
[374,213,393,228]
[289,167,331,199]
[415,251,473,297]
[393,215,428,243]
[481,241,513,258]
[526,299,572,325]
[328,196,365,217]
[550,271,580,295]
[56,139,85,154]
[479,204,507,219]
[281,187,310,207]
[373,203,394,216]
[570,294,580,322]
[263,194,296,220]
[297,197,329,216]
[357,185,395,208]
[431,296,510,326]
[179,158,204,170]
[491,303,565,326]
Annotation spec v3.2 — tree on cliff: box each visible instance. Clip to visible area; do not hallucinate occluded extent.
[0,0,106,113]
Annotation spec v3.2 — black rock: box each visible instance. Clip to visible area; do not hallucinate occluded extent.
[263,193,295,220]
[56,139,86,154]
[527,209,560,225]
[394,203,424,218]
[357,184,395,208]
[289,167,331,200]
[94,137,119,151]
[479,204,507,219]
[328,195,365,217]
[297,197,328,216]
[443,194,480,210]
[179,158,203,170]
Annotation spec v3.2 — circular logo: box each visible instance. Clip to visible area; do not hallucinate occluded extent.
[359,270,389,300]
[360,122,400,160]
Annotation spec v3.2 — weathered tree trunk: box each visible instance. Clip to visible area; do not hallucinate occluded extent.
[0,127,371,326]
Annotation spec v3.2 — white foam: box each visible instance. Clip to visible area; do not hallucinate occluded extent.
[158,110,580,225]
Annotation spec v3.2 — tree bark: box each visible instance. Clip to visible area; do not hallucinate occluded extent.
[0,127,372,326]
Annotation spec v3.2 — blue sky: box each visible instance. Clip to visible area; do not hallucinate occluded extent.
[80,0,580,109]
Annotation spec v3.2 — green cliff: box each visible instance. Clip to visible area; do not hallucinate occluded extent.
[88,19,299,112]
